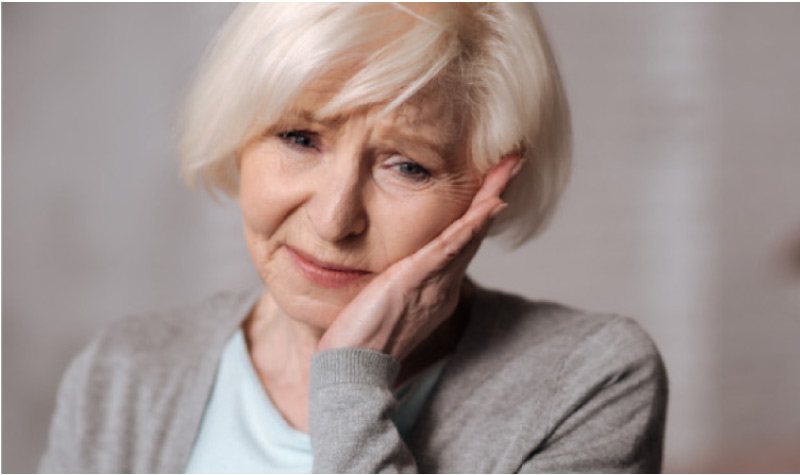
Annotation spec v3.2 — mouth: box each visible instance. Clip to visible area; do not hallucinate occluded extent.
[285,245,372,289]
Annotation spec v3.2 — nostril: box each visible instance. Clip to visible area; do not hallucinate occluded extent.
[308,191,369,243]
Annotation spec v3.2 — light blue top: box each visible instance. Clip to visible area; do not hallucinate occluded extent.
[184,329,445,474]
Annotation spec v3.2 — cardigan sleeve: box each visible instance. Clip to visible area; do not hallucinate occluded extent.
[308,348,417,473]
[518,318,669,473]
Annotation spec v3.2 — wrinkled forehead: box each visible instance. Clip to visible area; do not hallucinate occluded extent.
[266,3,472,156]
[286,74,465,149]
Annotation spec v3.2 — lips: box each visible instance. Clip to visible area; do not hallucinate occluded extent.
[285,246,371,289]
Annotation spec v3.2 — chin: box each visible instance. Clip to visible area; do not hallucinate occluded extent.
[256,243,378,331]
[264,267,364,332]
[274,294,342,331]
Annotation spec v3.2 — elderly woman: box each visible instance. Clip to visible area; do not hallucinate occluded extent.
[40,3,667,473]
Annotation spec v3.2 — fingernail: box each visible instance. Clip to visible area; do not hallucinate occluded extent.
[511,159,525,178]
[489,202,508,219]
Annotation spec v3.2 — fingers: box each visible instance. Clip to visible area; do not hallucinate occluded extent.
[410,156,522,267]
[439,196,502,258]
[435,155,523,261]
[445,202,498,276]
[401,155,523,281]
[408,195,501,282]
[471,155,524,206]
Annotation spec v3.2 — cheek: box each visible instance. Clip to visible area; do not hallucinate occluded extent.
[370,182,478,263]
[239,149,307,276]
[240,158,286,236]
[239,144,316,237]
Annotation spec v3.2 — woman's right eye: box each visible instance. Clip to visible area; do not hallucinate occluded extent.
[277,130,319,150]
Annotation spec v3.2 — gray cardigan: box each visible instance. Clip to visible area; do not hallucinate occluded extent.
[39,285,668,473]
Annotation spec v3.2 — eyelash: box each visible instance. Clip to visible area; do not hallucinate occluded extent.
[392,161,431,182]
[276,129,431,183]
[277,130,319,151]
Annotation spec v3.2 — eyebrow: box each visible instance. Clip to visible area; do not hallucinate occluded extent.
[281,109,345,129]
[374,130,453,165]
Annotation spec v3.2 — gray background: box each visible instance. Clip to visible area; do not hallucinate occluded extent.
[3,3,800,472]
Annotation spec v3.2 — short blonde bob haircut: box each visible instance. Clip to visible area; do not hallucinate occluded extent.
[179,3,571,245]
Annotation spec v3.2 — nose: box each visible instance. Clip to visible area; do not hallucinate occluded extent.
[307,152,369,243]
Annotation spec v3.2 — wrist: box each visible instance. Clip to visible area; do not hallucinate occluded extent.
[309,348,400,391]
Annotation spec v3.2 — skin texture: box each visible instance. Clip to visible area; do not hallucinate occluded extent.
[239,89,520,431]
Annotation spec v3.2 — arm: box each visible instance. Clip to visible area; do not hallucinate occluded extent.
[520,319,669,473]
[309,349,415,474]
[310,157,522,473]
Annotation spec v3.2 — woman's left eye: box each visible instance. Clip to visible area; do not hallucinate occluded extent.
[277,130,319,150]
[393,161,431,182]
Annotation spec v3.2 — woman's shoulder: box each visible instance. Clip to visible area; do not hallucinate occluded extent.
[86,287,258,360]
[469,285,663,368]
[39,287,260,473]
[416,285,668,472]
[65,286,261,398]
[455,284,668,420]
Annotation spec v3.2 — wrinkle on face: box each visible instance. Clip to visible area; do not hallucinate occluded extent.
[239,82,481,329]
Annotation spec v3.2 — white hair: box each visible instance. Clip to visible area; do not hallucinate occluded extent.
[178,3,571,245]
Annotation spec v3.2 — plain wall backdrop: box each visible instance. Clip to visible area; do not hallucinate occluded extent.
[3,3,800,472]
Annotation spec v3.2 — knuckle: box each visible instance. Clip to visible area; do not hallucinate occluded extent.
[443,241,461,260]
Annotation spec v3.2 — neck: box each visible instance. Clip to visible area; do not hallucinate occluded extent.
[243,292,320,388]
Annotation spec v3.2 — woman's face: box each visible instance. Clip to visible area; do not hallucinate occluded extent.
[239,88,481,330]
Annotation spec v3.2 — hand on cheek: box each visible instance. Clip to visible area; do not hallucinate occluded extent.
[316,156,523,361]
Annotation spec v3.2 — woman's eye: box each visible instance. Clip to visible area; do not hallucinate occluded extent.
[394,161,431,182]
[278,130,318,150]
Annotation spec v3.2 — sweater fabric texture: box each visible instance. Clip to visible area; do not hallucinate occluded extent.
[39,284,668,473]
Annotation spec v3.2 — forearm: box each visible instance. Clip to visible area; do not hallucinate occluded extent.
[308,349,418,473]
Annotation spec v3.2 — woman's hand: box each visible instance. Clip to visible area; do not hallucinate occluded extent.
[316,156,522,361]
